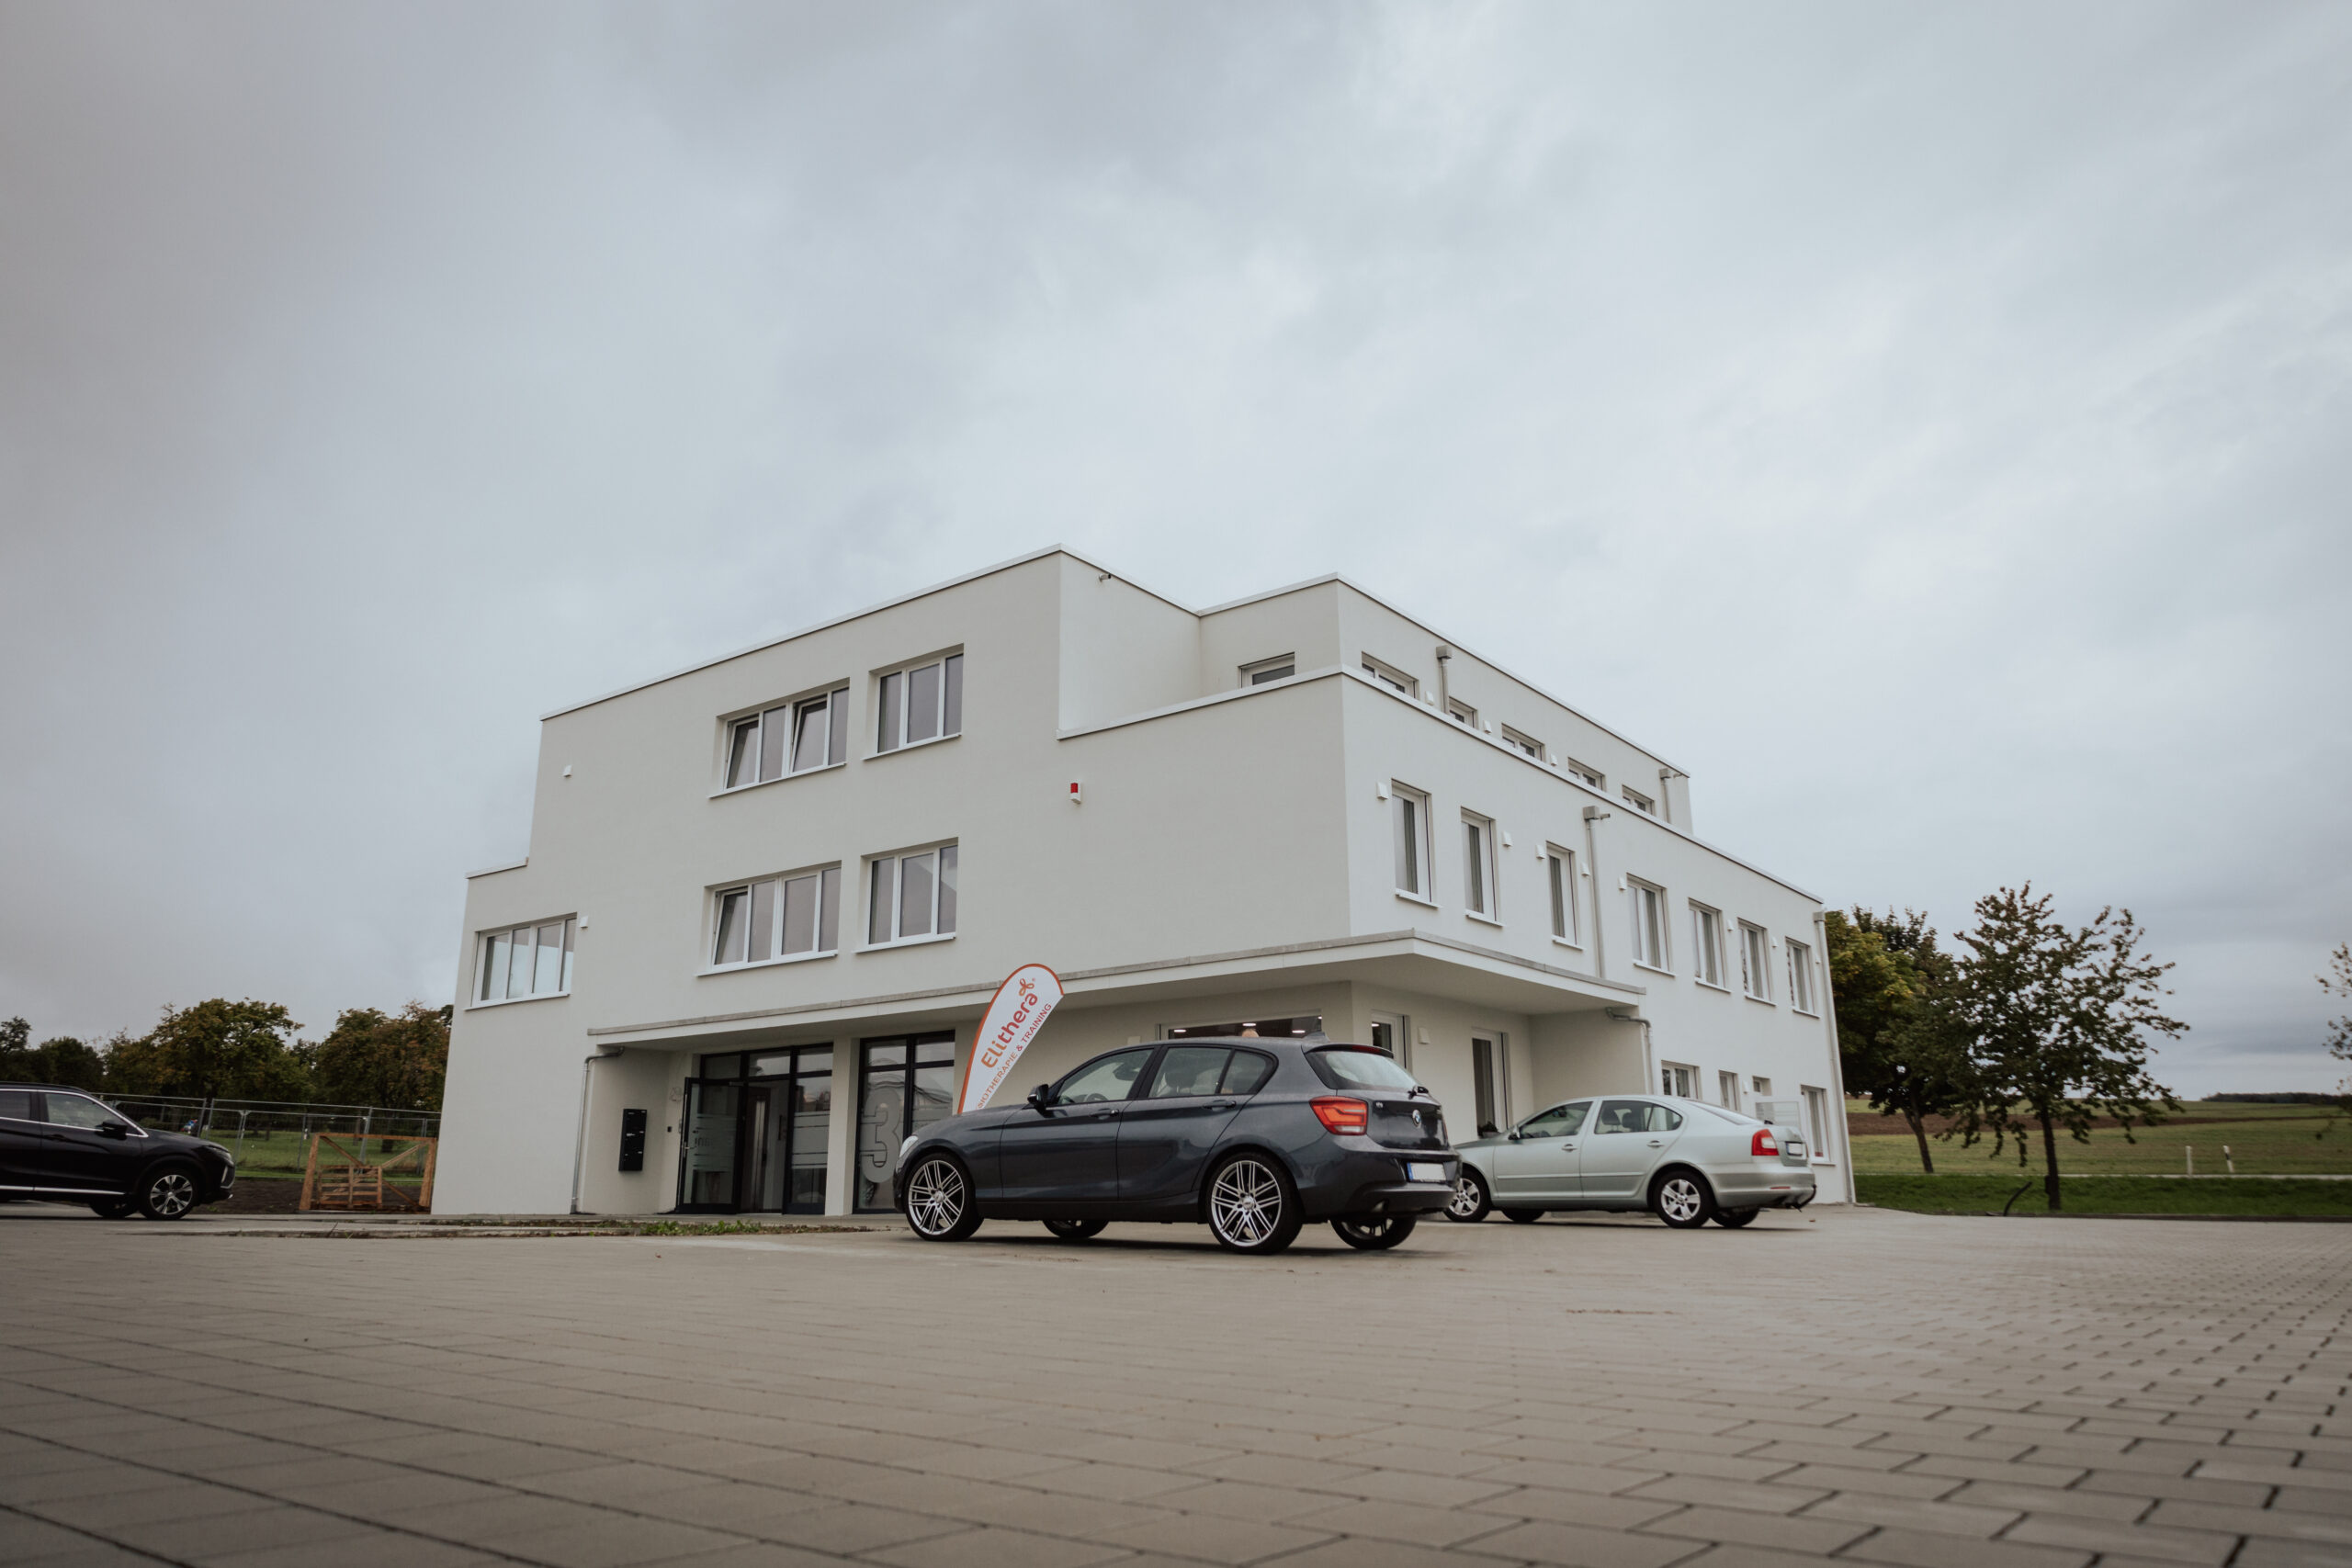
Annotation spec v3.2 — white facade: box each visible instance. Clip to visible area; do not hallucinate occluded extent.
[437,549,1851,1216]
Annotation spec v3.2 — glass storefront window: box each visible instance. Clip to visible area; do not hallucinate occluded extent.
[682,1081,740,1207]
[856,1033,957,1212]
[679,1046,832,1213]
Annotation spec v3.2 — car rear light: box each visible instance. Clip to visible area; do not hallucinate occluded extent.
[1311,1097,1370,1136]
[1751,1129,1780,1156]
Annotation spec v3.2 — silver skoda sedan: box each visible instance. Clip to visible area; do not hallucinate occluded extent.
[1446,1095,1815,1228]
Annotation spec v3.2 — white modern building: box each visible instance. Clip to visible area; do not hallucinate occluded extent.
[436,548,1851,1216]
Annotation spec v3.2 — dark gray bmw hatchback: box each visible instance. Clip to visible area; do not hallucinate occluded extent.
[894,1038,1459,1254]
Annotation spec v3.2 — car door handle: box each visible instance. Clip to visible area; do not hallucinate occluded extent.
[1207,1100,1238,1111]
[1647,1138,1663,1147]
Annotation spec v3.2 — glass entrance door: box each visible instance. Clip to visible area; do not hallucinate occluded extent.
[680,1079,742,1209]
[856,1034,957,1212]
[747,1047,831,1213]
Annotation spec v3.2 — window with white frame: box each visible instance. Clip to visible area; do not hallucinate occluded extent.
[1690,902,1725,987]
[1717,1070,1741,1111]
[1804,1085,1833,1163]
[1391,784,1432,900]
[1446,698,1478,728]
[1239,653,1295,686]
[866,843,959,945]
[1362,656,1417,696]
[722,687,848,790]
[1788,937,1818,1013]
[1622,784,1657,816]
[1739,921,1772,1001]
[876,653,963,754]
[1545,847,1578,943]
[1562,757,1602,789]
[1462,811,1498,919]
[1660,1062,1697,1099]
[1628,878,1670,970]
[478,918,574,1002]
[1752,1075,1772,1095]
[1501,726,1543,760]
[711,868,841,968]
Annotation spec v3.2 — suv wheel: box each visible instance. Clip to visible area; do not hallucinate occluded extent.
[1204,1155,1302,1255]
[1652,1168,1715,1229]
[903,1156,982,1242]
[1042,1218,1107,1241]
[138,1166,200,1221]
[1331,1214,1417,1250]
[1445,1170,1492,1223]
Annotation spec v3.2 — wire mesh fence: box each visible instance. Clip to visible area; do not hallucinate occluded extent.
[103,1094,441,1178]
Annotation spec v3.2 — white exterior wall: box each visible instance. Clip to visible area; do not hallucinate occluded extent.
[437,548,1848,1216]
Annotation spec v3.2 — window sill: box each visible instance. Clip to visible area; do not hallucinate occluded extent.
[1550,936,1584,953]
[1792,1008,1822,1020]
[872,731,962,761]
[1464,911,1504,930]
[700,950,838,977]
[1394,891,1439,910]
[1744,993,1778,1007]
[1695,979,1733,995]
[861,931,958,953]
[709,761,847,799]
[1631,960,1675,976]
[468,990,570,1011]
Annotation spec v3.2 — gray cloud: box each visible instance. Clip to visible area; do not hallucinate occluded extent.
[4,1,2346,1093]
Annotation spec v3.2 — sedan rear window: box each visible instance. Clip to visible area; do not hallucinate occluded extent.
[1308,1047,1418,1093]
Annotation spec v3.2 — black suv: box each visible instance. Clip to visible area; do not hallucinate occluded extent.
[0,1084,237,1219]
[894,1039,1459,1254]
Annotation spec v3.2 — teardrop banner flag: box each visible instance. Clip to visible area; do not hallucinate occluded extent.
[955,963,1066,1113]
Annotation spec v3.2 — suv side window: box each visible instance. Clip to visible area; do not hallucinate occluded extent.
[0,1089,36,1121]
[44,1094,125,1131]
[1052,1049,1152,1106]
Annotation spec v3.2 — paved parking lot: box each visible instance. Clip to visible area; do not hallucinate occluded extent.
[3,1204,2348,1568]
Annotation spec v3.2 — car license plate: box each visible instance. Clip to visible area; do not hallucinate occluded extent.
[1406,1162,1446,1183]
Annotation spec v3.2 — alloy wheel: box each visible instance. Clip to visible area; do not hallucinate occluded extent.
[146,1172,197,1219]
[1209,1158,1283,1247]
[1446,1175,1487,1221]
[906,1158,967,1238]
[1657,1175,1707,1226]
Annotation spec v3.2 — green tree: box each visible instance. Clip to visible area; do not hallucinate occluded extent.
[311,1003,451,1111]
[104,999,313,1102]
[1826,908,1972,1172]
[0,1019,107,1090]
[1944,886,2184,1211]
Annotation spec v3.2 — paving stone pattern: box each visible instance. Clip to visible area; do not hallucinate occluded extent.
[3,1206,2349,1568]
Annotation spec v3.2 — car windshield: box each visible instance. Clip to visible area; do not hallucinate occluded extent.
[1308,1047,1418,1093]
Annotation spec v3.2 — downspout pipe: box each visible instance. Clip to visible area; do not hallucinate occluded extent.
[569,1049,613,1217]
[1581,806,1611,980]
[1815,912,1859,1205]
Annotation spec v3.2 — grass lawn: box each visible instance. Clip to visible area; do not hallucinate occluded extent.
[1850,1100,2352,1178]
[1858,1171,2352,1217]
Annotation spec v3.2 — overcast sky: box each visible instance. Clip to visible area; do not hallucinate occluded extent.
[4,2,2347,1095]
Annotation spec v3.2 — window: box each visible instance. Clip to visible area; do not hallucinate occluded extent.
[1752,1076,1772,1096]
[1391,784,1432,900]
[1622,784,1657,816]
[1447,698,1478,728]
[876,653,964,753]
[865,843,958,945]
[1660,1063,1697,1099]
[1052,1049,1151,1105]
[1739,922,1772,1001]
[710,868,842,967]
[1471,1033,1508,1138]
[1516,1101,1589,1137]
[1462,812,1498,919]
[1788,938,1818,1013]
[1562,757,1602,790]
[1369,1011,1408,1068]
[1594,1100,1682,1134]
[1690,903,1725,987]
[1804,1086,1833,1163]
[1148,1047,1273,1099]
[478,918,575,1002]
[1501,726,1543,760]
[855,1034,956,1210]
[44,1093,132,1132]
[1546,849,1578,943]
[1362,656,1417,696]
[1239,654,1295,686]
[722,687,847,789]
[1718,1070,1741,1111]
[1165,1014,1322,1041]
[1628,879,1669,971]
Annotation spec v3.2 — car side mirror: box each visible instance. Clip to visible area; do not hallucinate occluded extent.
[96,1122,129,1139]
[1507,1130,1521,1142]
[1026,1084,1051,1112]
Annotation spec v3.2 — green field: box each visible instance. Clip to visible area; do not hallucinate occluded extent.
[1858,1171,2352,1217]
[1850,1099,2352,1178]
[163,1127,431,1178]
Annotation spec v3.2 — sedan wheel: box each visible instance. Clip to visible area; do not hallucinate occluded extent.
[1713,1207,1759,1228]
[1652,1170,1715,1229]
[1445,1171,1491,1223]
[139,1168,198,1222]
[904,1156,982,1242]
[1501,1208,1543,1224]
[1331,1214,1417,1251]
[1205,1156,1302,1255]
[1042,1218,1108,1241]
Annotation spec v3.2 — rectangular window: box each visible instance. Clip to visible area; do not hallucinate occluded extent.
[1546,848,1577,943]
[1789,938,1817,1013]
[1740,922,1772,1001]
[710,869,841,968]
[1446,698,1478,728]
[876,653,964,753]
[478,917,574,1002]
[1628,879,1669,970]
[1240,654,1296,686]
[1501,726,1543,760]
[1562,757,1602,790]
[1391,784,1431,899]
[1752,1076,1772,1096]
[1622,784,1657,816]
[1462,812,1497,918]
[1362,656,1417,696]
[1690,903,1724,987]
[866,844,958,945]
[1718,1070,1741,1111]
[1369,1010,1408,1069]
[720,687,847,791]
[1804,1086,1833,1163]
[1661,1062,1696,1099]
[1471,1034,1501,1138]
[856,1033,957,1211]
